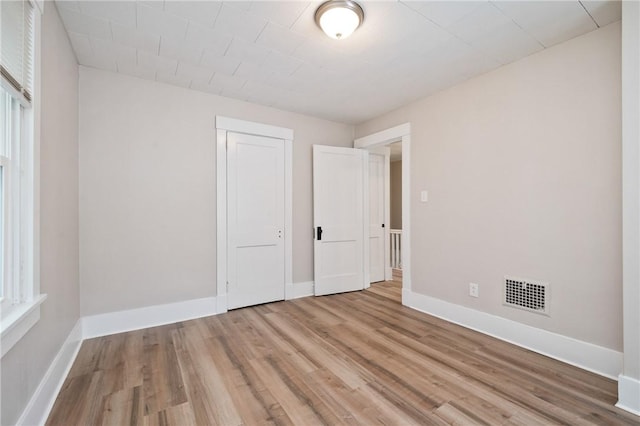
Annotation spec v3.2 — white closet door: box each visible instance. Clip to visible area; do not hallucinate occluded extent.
[227,132,285,309]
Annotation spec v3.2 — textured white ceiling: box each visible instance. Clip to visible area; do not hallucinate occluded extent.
[55,0,621,124]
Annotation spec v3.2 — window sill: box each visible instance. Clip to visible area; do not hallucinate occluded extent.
[1,294,47,358]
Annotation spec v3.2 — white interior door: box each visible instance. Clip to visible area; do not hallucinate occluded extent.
[313,145,368,296]
[228,132,285,309]
[369,153,385,283]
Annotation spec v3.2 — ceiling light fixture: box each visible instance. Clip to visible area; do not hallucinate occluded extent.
[315,0,364,40]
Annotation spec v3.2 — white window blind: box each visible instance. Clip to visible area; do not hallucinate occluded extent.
[1,0,34,103]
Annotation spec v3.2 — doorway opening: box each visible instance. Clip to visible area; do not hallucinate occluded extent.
[388,141,403,284]
[367,142,403,299]
[354,123,411,305]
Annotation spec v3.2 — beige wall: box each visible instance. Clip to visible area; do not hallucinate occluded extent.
[79,68,353,316]
[1,3,80,425]
[390,160,402,229]
[356,23,622,350]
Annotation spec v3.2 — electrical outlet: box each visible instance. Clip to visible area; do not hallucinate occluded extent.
[469,283,479,298]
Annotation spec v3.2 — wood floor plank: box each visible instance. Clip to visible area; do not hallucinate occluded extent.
[101,385,143,426]
[304,367,413,426]
[143,402,197,426]
[173,326,243,425]
[248,356,332,425]
[259,311,366,389]
[205,330,288,425]
[450,394,513,425]
[435,401,496,426]
[47,280,640,426]
[141,325,188,416]
[47,371,107,426]
[244,309,318,374]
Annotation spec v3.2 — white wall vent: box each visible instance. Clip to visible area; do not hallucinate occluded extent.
[503,276,550,315]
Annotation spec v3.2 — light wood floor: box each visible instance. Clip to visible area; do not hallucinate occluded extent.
[47,281,639,425]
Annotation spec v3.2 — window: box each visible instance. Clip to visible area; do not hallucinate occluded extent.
[0,0,44,357]
[1,88,25,315]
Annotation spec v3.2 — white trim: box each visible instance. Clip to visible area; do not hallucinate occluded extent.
[82,297,218,339]
[284,135,293,296]
[216,128,228,314]
[216,116,293,140]
[384,150,391,281]
[215,116,294,313]
[215,293,228,315]
[17,320,82,426]
[621,0,640,417]
[33,3,42,309]
[1,294,47,357]
[30,0,42,301]
[386,267,393,278]
[1,7,44,359]
[32,0,42,300]
[284,139,293,296]
[32,0,44,15]
[401,134,410,292]
[363,149,370,289]
[354,124,411,292]
[285,281,314,300]
[354,123,411,148]
[616,375,640,415]
[403,289,623,379]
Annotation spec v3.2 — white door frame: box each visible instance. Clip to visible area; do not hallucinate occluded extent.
[355,123,412,296]
[216,116,293,314]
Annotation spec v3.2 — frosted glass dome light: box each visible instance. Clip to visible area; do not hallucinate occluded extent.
[315,1,364,40]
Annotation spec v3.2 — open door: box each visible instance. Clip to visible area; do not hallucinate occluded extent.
[368,147,390,283]
[313,145,368,296]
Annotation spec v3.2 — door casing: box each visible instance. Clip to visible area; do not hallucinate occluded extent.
[216,116,293,314]
[355,123,412,295]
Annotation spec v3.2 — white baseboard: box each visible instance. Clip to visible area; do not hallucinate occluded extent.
[82,296,218,339]
[216,293,228,314]
[403,289,623,379]
[616,375,640,415]
[17,319,83,426]
[285,281,314,300]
